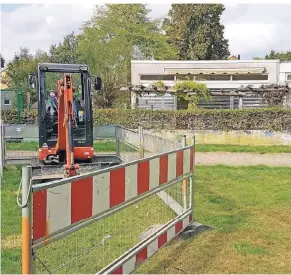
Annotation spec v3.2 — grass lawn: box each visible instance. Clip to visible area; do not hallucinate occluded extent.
[6,140,133,152]
[138,165,291,274]
[6,141,291,154]
[2,165,291,274]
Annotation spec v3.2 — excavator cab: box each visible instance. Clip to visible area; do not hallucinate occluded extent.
[30,63,101,165]
[28,63,118,180]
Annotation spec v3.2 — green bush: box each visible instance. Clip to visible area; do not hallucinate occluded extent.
[2,108,291,131]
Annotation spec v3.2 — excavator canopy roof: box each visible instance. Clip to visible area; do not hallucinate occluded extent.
[38,63,89,73]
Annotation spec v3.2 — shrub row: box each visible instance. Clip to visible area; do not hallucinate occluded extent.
[2,108,291,131]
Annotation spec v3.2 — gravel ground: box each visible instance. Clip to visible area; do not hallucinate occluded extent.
[194,152,291,166]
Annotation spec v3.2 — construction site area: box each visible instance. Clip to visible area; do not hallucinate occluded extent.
[1,3,291,275]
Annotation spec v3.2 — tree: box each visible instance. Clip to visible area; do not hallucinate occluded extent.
[49,32,79,64]
[265,50,291,61]
[163,4,229,60]
[5,48,49,102]
[1,55,5,68]
[77,4,177,108]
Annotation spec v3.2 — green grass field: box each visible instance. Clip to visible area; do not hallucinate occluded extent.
[6,141,291,154]
[6,140,133,152]
[138,165,291,274]
[2,165,291,274]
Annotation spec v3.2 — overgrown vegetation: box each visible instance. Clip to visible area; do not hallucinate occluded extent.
[139,80,211,109]
[173,80,210,109]
[3,108,291,131]
[257,84,290,107]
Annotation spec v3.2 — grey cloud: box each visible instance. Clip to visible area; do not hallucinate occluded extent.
[2,3,291,62]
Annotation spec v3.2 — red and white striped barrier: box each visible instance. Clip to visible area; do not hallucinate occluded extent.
[32,147,194,241]
[100,212,193,274]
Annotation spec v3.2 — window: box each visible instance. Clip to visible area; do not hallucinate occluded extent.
[195,74,231,81]
[232,74,268,81]
[4,99,11,105]
[140,75,175,81]
[286,74,291,82]
[175,74,194,81]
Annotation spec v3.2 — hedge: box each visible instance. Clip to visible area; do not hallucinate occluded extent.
[2,108,291,131]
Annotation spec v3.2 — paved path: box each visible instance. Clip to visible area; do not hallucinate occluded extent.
[6,151,291,166]
[194,152,291,166]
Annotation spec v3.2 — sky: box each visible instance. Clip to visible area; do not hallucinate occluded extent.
[1,3,291,62]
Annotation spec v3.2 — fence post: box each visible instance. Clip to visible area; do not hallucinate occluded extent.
[0,119,4,177]
[115,126,120,157]
[116,138,120,156]
[138,126,144,159]
[230,95,234,109]
[190,136,195,216]
[239,96,243,109]
[22,166,33,274]
[181,135,187,211]
[151,105,153,129]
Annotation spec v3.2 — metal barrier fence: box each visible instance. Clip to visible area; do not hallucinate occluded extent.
[21,142,195,274]
[1,124,182,168]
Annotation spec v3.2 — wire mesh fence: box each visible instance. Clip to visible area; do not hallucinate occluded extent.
[2,124,184,171]
[4,138,38,160]
[142,130,182,156]
[33,179,191,274]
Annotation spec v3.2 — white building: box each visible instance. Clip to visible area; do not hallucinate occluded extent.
[131,60,291,109]
[279,62,291,84]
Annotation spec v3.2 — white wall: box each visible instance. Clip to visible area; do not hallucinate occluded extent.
[131,60,280,89]
[279,63,291,84]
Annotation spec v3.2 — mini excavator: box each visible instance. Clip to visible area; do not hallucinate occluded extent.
[28,63,121,180]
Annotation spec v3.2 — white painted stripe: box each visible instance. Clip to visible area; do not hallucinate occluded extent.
[92,172,110,216]
[123,255,136,274]
[125,164,138,201]
[46,183,71,234]
[149,157,159,190]
[183,148,190,174]
[183,216,190,229]
[167,152,176,181]
[167,225,176,241]
[156,191,184,215]
[147,238,158,258]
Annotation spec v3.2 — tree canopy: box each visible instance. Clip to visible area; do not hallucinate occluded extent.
[5,4,177,106]
[77,4,177,108]
[163,4,229,60]
[49,32,79,64]
[5,48,49,101]
[265,50,291,61]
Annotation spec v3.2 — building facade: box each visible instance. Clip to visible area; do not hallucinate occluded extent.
[131,60,290,110]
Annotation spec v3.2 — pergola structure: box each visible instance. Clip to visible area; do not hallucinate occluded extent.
[121,84,290,110]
